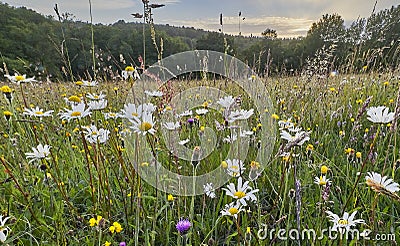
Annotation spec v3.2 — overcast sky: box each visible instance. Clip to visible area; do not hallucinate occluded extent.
[2,0,399,37]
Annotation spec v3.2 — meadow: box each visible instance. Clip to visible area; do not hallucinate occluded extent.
[0,64,400,246]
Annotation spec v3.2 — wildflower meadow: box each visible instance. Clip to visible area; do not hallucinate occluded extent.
[1,2,400,246]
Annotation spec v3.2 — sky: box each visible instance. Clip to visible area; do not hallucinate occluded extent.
[2,0,399,38]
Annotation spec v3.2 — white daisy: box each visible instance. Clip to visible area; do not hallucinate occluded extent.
[224,159,245,177]
[103,112,120,120]
[227,109,254,123]
[176,110,192,118]
[0,215,11,243]
[23,106,54,118]
[163,121,180,130]
[82,125,110,144]
[178,139,190,145]
[86,92,106,100]
[326,210,364,233]
[280,129,310,146]
[223,177,259,206]
[195,108,209,115]
[59,102,91,121]
[137,103,156,115]
[4,73,36,84]
[81,80,98,87]
[366,106,395,123]
[314,175,331,186]
[217,95,235,108]
[278,118,294,130]
[203,183,216,198]
[120,103,138,120]
[145,90,163,97]
[25,144,51,163]
[220,202,244,219]
[88,99,108,110]
[130,111,156,135]
[366,171,400,193]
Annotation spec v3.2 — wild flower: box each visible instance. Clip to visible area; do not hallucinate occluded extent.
[178,139,189,145]
[25,144,51,163]
[163,121,180,130]
[176,218,191,234]
[280,128,311,146]
[81,80,98,87]
[314,175,330,186]
[4,73,36,84]
[227,109,254,123]
[217,95,235,108]
[130,111,156,135]
[223,159,245,177]
[122,66,139,80]
[195,108,208,115]
[89,215,103,227]
[88,99,108,110]
[366,172,400,199]
[109,221,123,233]
[82,125,110,144]
[326,210,364,233]
[59,102,91,121]
[366,106,394,123]
[0,215,11,243]
[3,111,12,121]
[23,106,54,118]
[86,92,106,100]
[145,90,163,97]
[223,177,259,206]
[203,183,216,198]
[220,202,243,219]
[103,112,120,119]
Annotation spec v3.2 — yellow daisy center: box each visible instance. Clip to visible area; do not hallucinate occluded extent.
[228,207,239,215]
[71,111,82,117]
[234,191,246,199]
[75,81,83,85]
[125,66,134,72]
[338,219,348,225]
[68,96,81,103]
[132,113,138,117]
[139,122,152,131]
[35,111,44,115]
[15,75,24,81]
[319,176,327,185]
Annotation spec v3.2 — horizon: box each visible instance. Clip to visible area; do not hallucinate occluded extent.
[2,0,399,38]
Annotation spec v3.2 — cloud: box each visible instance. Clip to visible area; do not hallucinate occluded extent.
[161,15,315,38]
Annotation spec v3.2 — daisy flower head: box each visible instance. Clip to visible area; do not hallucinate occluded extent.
[176,110,192,118]
[59,102,91,121]
[220,202,244,219]
[280,129,310,146]
[163,121,180,130]
[0,215,11,243]
[314,175,330,186]
[122,66,140,80]
[81,80,98,87]
[82,124,110,144]
[86,92,106,100]
[224,158,245,177]
[130,111,156,135]
[366,106,394,124]
[326,210,364,234]
[178,139,189,145]
[23,106,54,118]
[223,177,259,206]
[145,90,163,97]
[25,143,51,163]
[88,99,108,110]
[278,118,294,130]
[4,73,36,84]
[217,95,235,108]
[195,108,208,115]
[1,85,13,103]
[103,112,120,120]
[120,103,138,120]
[203,183,216,198]
[366,171,400,195]
[227,109,254,123]
[176,218,191,234]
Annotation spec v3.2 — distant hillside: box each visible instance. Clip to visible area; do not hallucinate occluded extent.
[0,2,399,81]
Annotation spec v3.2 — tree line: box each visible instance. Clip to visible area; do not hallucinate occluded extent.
[0,2,399,81]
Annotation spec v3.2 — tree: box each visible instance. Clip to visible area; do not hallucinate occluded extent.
[261,28,277,39]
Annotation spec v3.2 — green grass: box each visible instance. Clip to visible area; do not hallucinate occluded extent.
[0,73,399,245]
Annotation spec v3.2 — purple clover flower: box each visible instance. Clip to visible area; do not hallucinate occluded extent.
[119,242,126,246]
[176,218,191,234]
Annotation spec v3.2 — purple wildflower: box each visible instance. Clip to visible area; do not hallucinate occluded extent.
[119,242,126,246]
[176,218,191,234]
